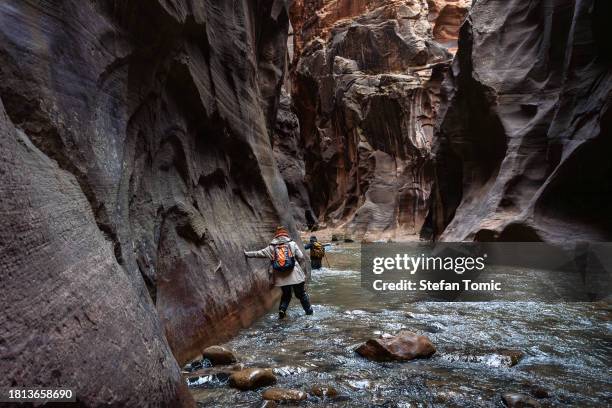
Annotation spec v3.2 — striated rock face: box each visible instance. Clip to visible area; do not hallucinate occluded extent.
[431,0,612,242]
[0,0,293,405]
[285,0,469,239]
[0,98,195,407]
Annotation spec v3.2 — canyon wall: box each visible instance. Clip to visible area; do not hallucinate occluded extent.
[285,0,469,240]
[0,0,293,405]
[431,0,612,242]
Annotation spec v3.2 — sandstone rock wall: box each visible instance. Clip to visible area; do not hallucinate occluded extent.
[272,89,316,226]
[286,0,469,239]
[0,0,294,405]
[430,0,612,242]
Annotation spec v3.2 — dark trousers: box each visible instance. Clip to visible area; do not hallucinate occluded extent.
[279,282,312,312]
[311,257,322,269]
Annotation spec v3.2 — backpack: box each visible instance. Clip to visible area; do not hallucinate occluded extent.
[310,241,325,259]
[272,242,296,272]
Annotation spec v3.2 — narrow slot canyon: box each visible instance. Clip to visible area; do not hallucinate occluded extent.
[0,0,610,407]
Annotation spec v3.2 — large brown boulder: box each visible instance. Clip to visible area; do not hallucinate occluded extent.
[262,387,308,402]
[229,368,277,390]
[202,345,237,366]
[355,331,436,362]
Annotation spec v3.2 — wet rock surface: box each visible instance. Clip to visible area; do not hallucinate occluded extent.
[261,387,308,402]
[355,331,436,361]
[502,393,542,408]
[202,346,237,366]
[229,368,277,390]
[0,0,293,405]
[311,384,339,398]
[431,0,612,242]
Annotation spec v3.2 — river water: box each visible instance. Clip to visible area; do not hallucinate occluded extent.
[189,243,611,407]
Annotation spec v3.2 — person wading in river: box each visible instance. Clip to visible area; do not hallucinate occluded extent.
[244,226,314,319]
[304,236,325,270]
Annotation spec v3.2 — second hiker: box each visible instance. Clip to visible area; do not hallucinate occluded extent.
[304,236,325,270]
[244,226,313,319]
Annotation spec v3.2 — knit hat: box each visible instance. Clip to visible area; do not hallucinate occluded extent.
[274,226,290,238]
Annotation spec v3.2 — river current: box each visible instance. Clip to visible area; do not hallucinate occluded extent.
[189,243,611,407]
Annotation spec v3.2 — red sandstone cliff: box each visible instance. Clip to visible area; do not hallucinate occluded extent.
[283,0,469,240]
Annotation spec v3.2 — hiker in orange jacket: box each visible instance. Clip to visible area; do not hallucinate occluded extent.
[244,226,313,319]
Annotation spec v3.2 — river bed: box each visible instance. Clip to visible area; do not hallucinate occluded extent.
[188,243,611,407]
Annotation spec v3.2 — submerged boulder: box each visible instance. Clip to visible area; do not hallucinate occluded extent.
[229,368,276,390]
[502,393,541,408]
[355,331,436,362]
[311,384,338,398]
[262,388,307,402]
[202,345,237,366]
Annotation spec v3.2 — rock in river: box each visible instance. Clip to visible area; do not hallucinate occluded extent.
[311,384,338,398]
[228,368,276,390]
[202,345,237,366]
[502,393,541,407]
[355,331,436,362]
[262,388,307,402]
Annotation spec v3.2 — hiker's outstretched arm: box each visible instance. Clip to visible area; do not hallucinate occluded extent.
[294,245,305,263]
[244,246,271,258]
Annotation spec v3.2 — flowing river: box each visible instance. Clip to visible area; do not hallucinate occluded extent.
[188,243,611,407]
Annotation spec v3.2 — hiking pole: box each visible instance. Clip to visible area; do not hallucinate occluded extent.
[324,253,331,268]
